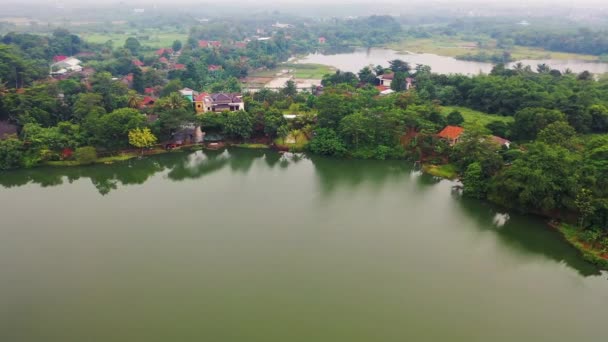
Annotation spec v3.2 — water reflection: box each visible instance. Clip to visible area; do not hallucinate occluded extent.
[454,195,601,276]
[0,149,308,195]
[0,149,601,277]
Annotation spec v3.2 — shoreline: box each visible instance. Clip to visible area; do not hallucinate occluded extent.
[551,222,608,270]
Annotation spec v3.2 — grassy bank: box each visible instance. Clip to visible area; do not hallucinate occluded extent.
[422,163,458,179]
[555,223,608,269]
[249,63,335,79]
[234,143,270,149]
[441,106,514,128]
[388,37,599,61]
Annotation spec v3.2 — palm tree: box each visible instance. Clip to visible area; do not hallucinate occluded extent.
[164,92,189,110]
[126,91,141,109]
[512,62,525,74]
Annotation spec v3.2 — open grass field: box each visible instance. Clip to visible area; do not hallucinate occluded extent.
[249,63,335,79]
[388,37,599,61]
[441,106,514,128]
[79,30,187,49]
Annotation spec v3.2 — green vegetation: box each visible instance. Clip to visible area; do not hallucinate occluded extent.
[234,143,269,149]
[74,146,98,165]
[423,163,458,179]
[81,31,187,49]
[388,37,599,62]
[441,106,513,128]
[556,224,608,269]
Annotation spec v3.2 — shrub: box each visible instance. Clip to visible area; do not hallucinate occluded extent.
[74,146,98,165]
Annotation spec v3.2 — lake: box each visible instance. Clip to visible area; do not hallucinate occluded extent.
[1,148,607,341]
[298,48,608,75]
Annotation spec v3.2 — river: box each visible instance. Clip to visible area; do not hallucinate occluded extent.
[297,48,608,75]
[1,149,607,341]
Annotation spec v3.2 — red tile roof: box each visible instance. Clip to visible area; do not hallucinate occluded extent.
[194,93,209,102]
[53,55,68,63]
[376,85,389,92]
[141,96,156,106]
[132,59,144,67]
[159,57,169,64]
[145,87,155,94]
[155,48,173,56]
[174,64,186,70]
[235,42,247,48]
[438,126,465,140]
[208,64,222,71]
[209,41,221,47]
[198,40,209,48]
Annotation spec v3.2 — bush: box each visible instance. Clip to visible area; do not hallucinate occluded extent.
[308,128,347,157]
[0,138,24,170]
[74,146,98,165]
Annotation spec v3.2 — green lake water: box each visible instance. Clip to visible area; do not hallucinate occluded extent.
[0,148,607,342]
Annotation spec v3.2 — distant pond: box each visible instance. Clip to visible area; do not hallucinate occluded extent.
[298,48,608,75]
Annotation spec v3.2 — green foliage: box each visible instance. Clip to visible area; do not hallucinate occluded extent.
[73,146,97,165]
[85,108,145,150]
[0,137,24,170]
[463,162,487,198]
[124,37,141,55]
[308,128,347,157]
[512,107,566,140]
[263,109,287,138]
[447,110,464,126]
[489,142,580,212]
[129,128,158,153]
[223,111,253,140]
[390,72,408,92]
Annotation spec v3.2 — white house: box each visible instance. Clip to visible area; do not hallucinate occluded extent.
[377,73,394,87]
[51,57,82,75]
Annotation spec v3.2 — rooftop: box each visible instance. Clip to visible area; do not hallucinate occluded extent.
[438,126,465,140]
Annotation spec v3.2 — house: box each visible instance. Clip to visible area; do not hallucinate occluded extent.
[378,73,394,87]
[491,135,511,148]
[158,57,169,64]
[53,55,68,63]
[121,73,134,87]
[155,48,173,56]
[179,88,196,102]
[199,40,221,48]
[193,93,244,114]
[0,121,18,139]
[234,41,247,49]
[438,126,465,146]
[272,22,293,29]
[132,59,144,67]
[140,96,156,108]
[208,64,222,72]
[318,37,326,44]
[51,57,82,75]
[173,64,186,71]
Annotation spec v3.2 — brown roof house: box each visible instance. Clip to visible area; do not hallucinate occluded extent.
[378,72,394,87]
[193,93,244,114]
[438,126,465,146]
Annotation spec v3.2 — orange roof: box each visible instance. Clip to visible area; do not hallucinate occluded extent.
[438,126,464,140]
